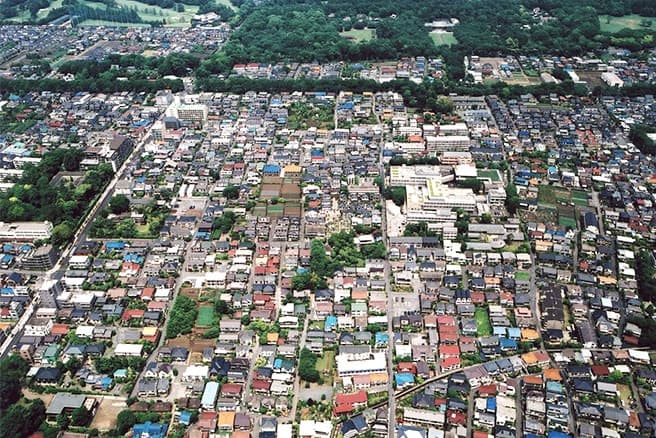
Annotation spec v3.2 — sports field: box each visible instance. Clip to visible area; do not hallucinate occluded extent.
[340,28,375,43]
[197,306,215,327]
[599,14,655,33]
[430,31,457,46]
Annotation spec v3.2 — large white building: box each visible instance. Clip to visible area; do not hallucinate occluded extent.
[406,179,477,214]
[336,351,387,377]
[0,221,53,241]
[390,165,454,186]
[426,135,471,153]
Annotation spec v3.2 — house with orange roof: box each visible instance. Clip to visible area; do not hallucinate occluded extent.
[217,411,235,431]
[543,368,561,381]
[50,323,70,336]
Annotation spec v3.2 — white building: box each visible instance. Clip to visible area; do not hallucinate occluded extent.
[336,351,387,377]
[406,180,477,214]
[0,221,53,241]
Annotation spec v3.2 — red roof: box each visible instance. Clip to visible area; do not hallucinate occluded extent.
[333,403,354,415]
[439,345,460,357]
[252,380,271,391]
[591,365,610,376]
[441,357,461,369]
[478,384,497,396]
[221,383,243,395]
[447,410,466,425]
[335,390,367,406]
[121,309,144,321]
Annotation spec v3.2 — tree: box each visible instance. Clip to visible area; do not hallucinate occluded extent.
[109,194,130,215]
[457,178,483,193]
[0,355,28,410]
[0,399,45,437]
[71,406,93,427]
[298,348,320,382]
[222,185,240,200]
[115,410,137,435]
[50,220,75,247]
[480,213,492,224]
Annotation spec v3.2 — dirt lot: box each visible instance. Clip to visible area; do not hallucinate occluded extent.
[23,389,54,406]
[90,396,127,431]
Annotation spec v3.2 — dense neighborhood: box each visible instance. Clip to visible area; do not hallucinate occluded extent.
[2,0,656,437]
[0,82,656,438]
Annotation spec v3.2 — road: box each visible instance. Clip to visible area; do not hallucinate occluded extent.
[0,117,158,359]
[288,316,309,421]
[378,147,396,437]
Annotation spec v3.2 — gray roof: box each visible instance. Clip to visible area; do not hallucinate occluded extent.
[46,393,86,415]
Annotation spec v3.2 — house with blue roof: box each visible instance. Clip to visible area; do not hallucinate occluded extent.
[324,315,337,331]
[179,411,192,425]
[263,164,281,176]
[105,241,126,252]
[547,432,571,438]
[486,397,496,413]
[395,372,415,389]
[133,422,167,438]
[113,369,128,380]
[507,327,521,340]
[375,332,389,347]
[499,338,517,351]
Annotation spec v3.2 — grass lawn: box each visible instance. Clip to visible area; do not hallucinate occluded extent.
[477,169,501,182]
[538,185,571,206]
[309,320,325,331]
[197,305,215,327]
[475,307,492,337]
[340,28,375,43]
[215,0,237,11]
[571,190,589,207]
[430,31,457,46]
[515,271,531,281]
[78,0,198,26]
[599,14,656,33]
[618,384,633,408]
[315,350,334,374]
[36,0,63,20]
[558,216,578,230]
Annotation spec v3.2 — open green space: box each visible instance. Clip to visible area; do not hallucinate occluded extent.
[599,14,656,33]
[475,307,492,337]
[315,350,334,374]
[538,185,571,206]
[196,305,215,327]
[477,169,501,182]
[559,216,578,229]
[36,0,63,20]
[339,28,375,43]
[430,31,457,46]
[571,190,589,206]
[76,0,198,26]
[515,271,531,281]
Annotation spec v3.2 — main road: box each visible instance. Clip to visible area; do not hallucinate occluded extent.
[0,114,161,358]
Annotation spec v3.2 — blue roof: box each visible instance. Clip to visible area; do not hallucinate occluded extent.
[395,373,415,386]
[375,332,389,344]
[0,287,13,295]
[263,164,281,173]
[106,241,126,251]
[493,326,507,336]
[546,381,564,394]
[133,422,168,438]
[499,338,517,349]
[486,397,496,411]
[507,327,521,338]
[179,411,192,425]
[547,432,572,438]
[0,255,12,264]
[113,369,128,378]
[325,315,337,330]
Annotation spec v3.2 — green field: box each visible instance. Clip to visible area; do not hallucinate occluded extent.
[515,271,531,281]
[36,0,63,20]
[477,169,501,182]
[340,28,375,43]
[77,0,199,27]
[571,190,589,207]
[430,31,457,46]
[558,216,578,230]
[197,305,215,327]
[475,308,492,337]
[599,14,656,33]
[538,185,571,206]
